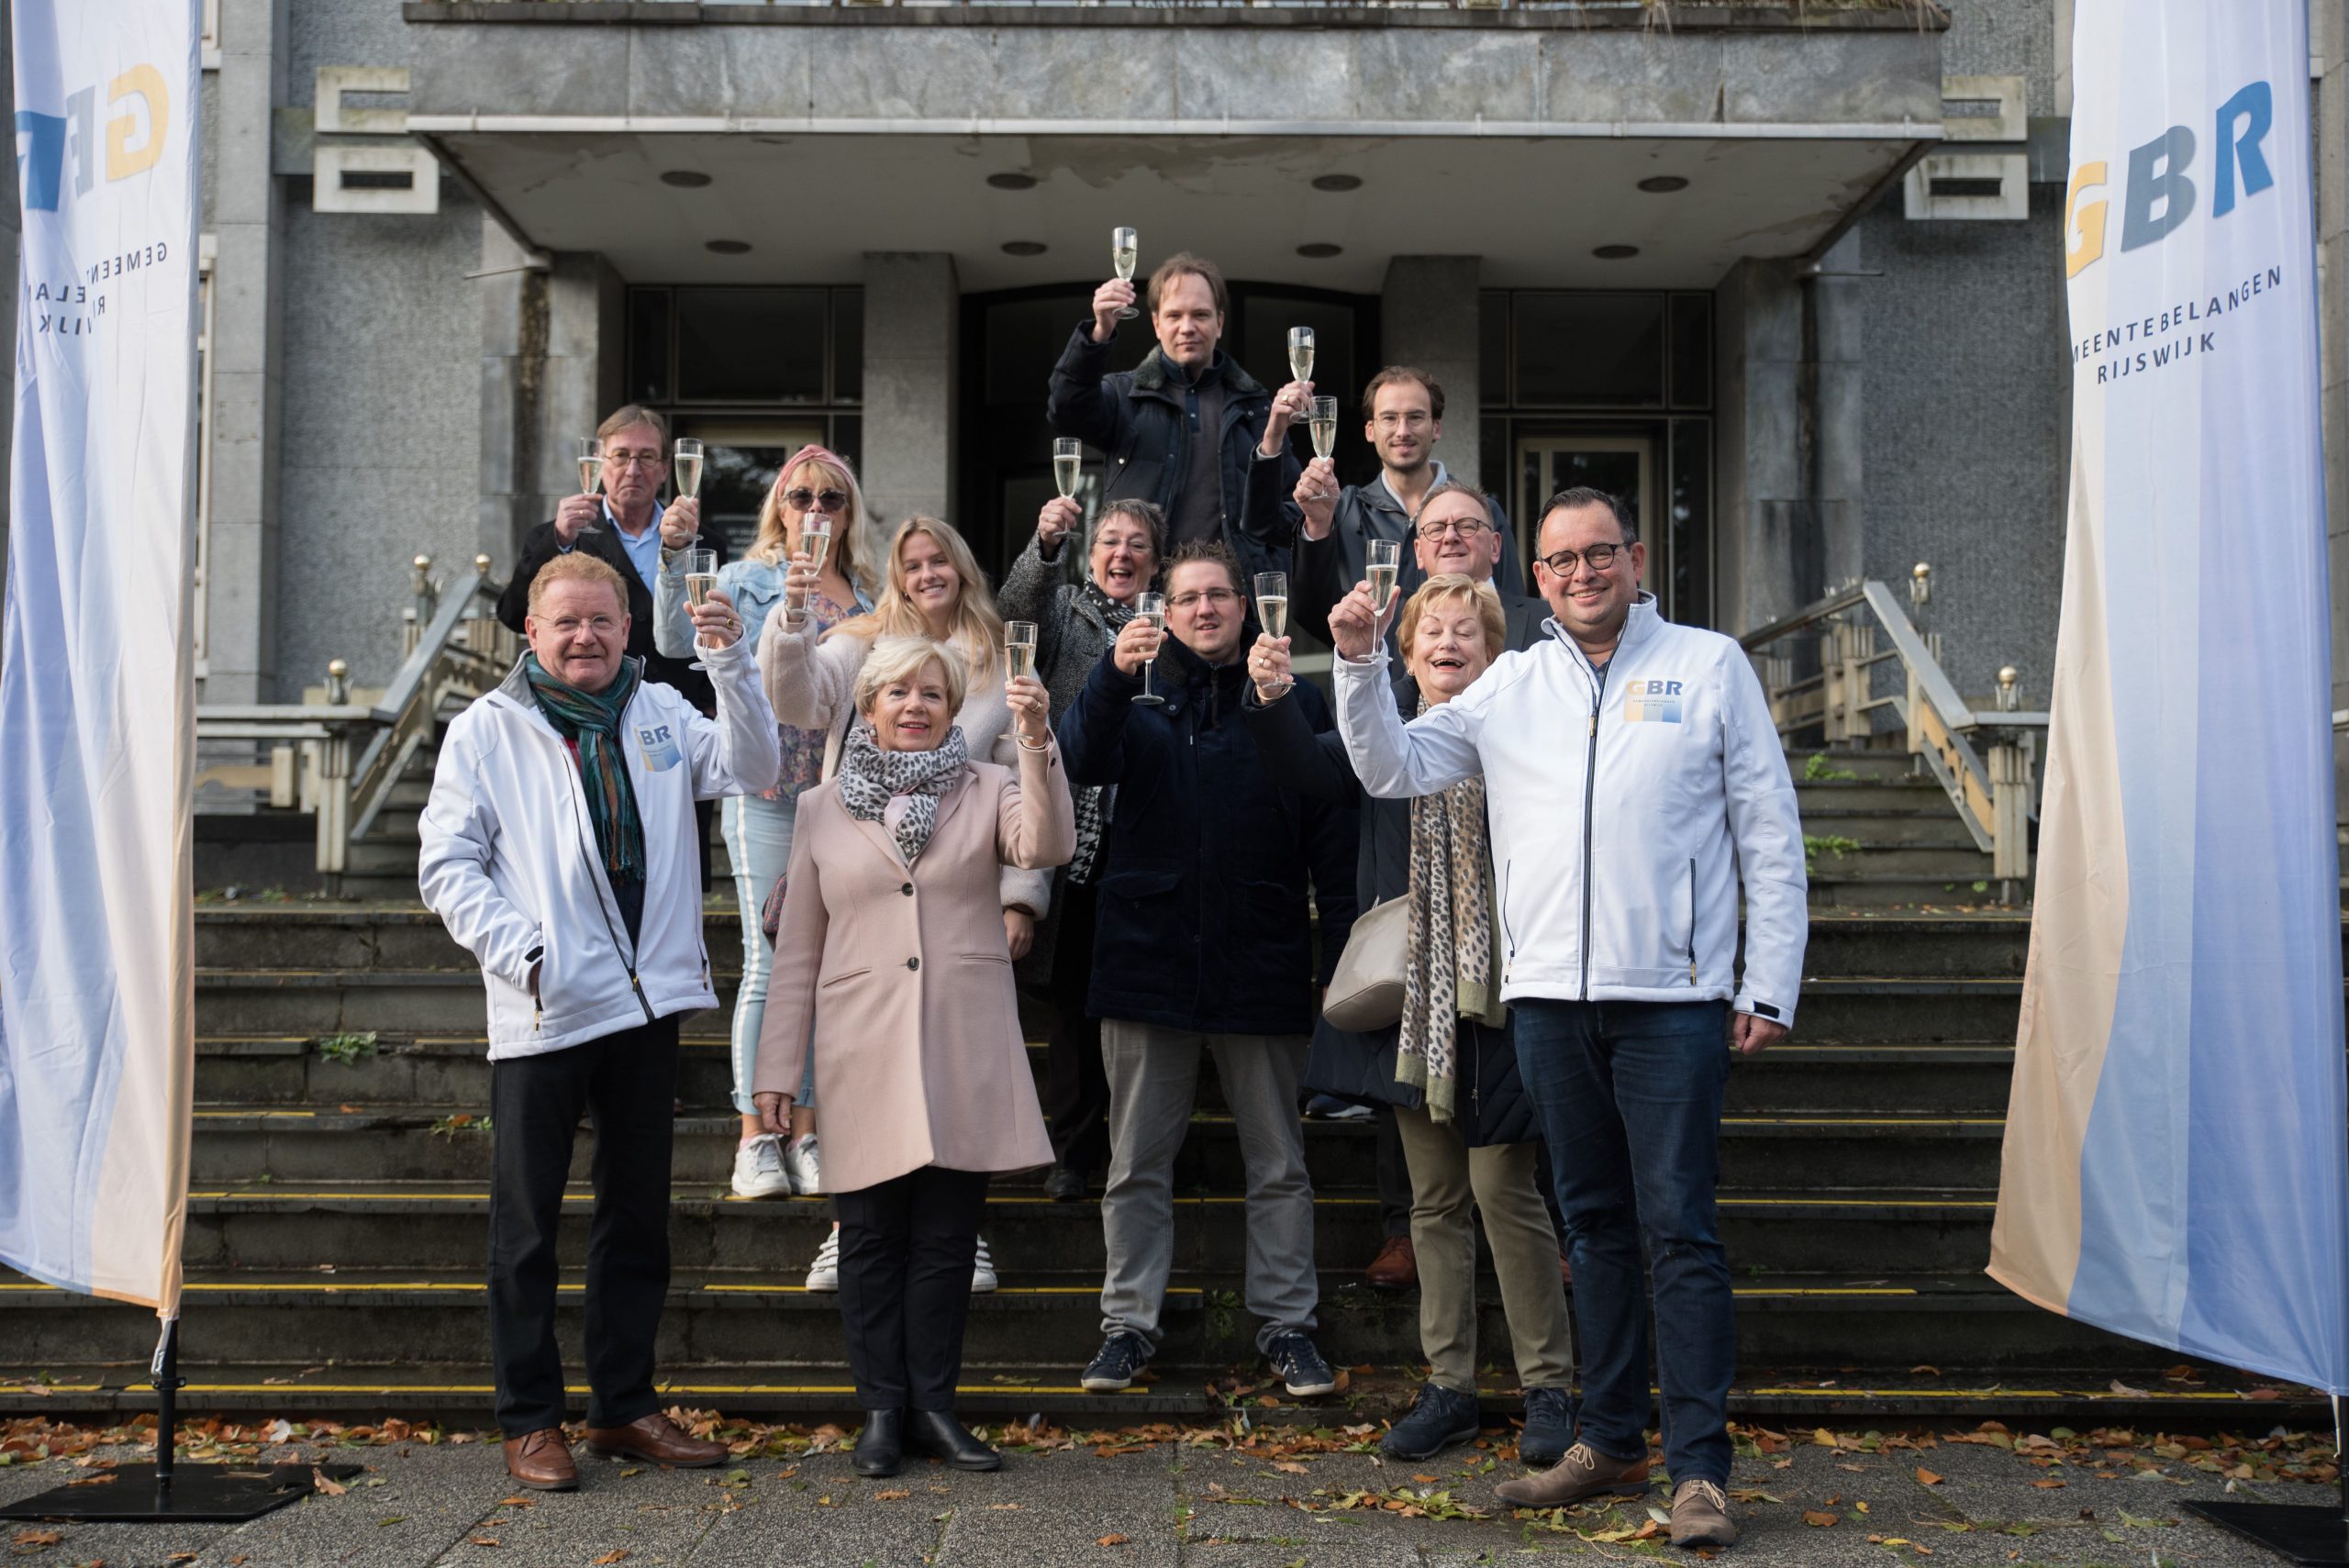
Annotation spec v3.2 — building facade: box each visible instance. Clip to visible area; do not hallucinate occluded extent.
[6,0,2345,765]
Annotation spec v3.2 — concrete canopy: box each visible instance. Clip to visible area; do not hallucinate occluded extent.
[403,6,1944,290]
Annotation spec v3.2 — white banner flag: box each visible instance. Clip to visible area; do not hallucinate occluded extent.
[0,0,200,1313]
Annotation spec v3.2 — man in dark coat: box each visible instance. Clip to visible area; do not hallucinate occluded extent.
[1055,540,1357,1402]
[1046,252,1302,584]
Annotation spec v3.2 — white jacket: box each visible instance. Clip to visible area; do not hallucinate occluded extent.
[418,639,783,1060]
[1335,595,1808,1026]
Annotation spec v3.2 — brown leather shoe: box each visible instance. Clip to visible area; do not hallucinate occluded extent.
[581,1412,727,1468]
[1365,1235,1418,1291]
[503,1428,579,1491]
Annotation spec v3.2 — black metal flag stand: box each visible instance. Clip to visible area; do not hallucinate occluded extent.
[2179,1394,2349,1565]
[0,1319,362,1525]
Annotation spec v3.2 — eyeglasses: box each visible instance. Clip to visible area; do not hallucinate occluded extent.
[547,615,623,638]
[1373,412,1431,430]
[1166,587,1241,610]
[602,450,665,470]
[784,487,851,512]
[1415,517,1491,541]
[1536,542,1626,577]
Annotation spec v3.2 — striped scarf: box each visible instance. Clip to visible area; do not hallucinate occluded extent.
[524,654,646,889]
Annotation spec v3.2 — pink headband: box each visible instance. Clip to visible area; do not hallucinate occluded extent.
[779,445,851,489]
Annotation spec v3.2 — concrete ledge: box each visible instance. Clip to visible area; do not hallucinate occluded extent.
[405,2,1952,32]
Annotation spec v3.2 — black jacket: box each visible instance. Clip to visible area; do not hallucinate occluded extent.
[496,517,726,714]
[1045,322,1298,584]
[1056,635,1357,1037]
[1241,671,1535,1147]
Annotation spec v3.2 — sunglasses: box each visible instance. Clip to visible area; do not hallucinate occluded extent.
[784,487,851,512]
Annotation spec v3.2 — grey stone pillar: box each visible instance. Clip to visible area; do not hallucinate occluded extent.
[477,237,623,572]
[206,0,290,700]
[2319,0,2349,816]
[861,252,959,528]
[1711,236,1865,637]
[1379,256,1482,495]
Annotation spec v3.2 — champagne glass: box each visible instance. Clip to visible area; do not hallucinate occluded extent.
[684,547,719,671]
[573,437,604,535]
[1253,571,1292,697]
[1287,327,1315,384]
[1053,438,1084,501]
[1365,539,1401,622]
[1130,590,1167,706]
[1112,227,1140,320]
[674,436,705,500]
[1309,396,1340,463]
[1006,620,1039,685]
[798,508,835,605]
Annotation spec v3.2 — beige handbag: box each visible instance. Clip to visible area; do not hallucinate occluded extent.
[1321,895,1410,1031]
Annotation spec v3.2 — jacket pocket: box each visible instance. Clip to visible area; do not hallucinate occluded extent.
[819,966,872,990]
[958,951,1011,966]
[1681,857,1698,984]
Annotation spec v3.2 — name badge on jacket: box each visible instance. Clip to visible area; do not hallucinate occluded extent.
[636,721,684,772]
[1621,679,1685,724]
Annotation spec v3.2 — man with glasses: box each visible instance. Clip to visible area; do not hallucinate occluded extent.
[498,405,730,877]
[1326,487,1807,1551]
[1056,540,1359,1403]
[1251,367,1522,648]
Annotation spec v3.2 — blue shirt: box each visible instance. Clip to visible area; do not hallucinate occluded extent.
[558,498,666,591]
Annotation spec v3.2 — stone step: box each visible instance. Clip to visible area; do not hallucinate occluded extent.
[0,1265,2168,1374]
[1791,777,1958,812]
[1786,751,1924,784]
[1787,806,1984,846]
[1802,841,1997,880]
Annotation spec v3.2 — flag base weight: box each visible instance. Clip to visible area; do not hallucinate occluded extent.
[0,1462,363,1524]
[2181,1502,2349,1565]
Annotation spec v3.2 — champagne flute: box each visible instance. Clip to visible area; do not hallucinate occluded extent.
[1253,571,1292,697]
[673,437,705,502]
[1112,227,1140,320]
[573,437,604,535]
[1309,395,1340,463]
[684,547,719,671]
[1287,326,1315,384]
[1130,590,1167,706]
[1365,539,1401,623]
[1053,438,1084,501]
[798,509,835,596]
[1006,620,1039,685]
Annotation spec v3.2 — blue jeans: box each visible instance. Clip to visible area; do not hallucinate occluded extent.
[1514,998,1732,1487]
[723,793,813,1116]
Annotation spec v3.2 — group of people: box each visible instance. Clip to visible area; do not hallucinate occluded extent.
[417,249,1808,1554]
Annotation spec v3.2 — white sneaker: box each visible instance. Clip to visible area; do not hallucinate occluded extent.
[782,1133,821,1195]
[804,1226,841,1292]
[730,1134,792,1200]
[971,1234,998,1294]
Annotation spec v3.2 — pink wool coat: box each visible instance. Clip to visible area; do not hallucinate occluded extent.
[754,740,1076,1194]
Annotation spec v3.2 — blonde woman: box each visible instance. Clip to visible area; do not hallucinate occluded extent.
[760,512,1050,1294]
[654,446,880,1205]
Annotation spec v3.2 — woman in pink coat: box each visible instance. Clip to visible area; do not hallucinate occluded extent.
[753,636,1074,1478]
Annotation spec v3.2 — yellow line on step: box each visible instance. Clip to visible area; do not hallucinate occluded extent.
[1741,1385,2276,1402]
[1720,1117,2006,1128]
[163,1382,1130,1397]
[1731,1288,1918,1297]
[192,1110,317,1119]
[1717,1197,1998,1209]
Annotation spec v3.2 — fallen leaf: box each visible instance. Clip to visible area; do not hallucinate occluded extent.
[13,1529,63,1547]
[497,1496,529,1507]
[168,1555,199,1563]
[1803,1510,1838,1528]
[1273,1462,1308,1474]
[988,1503,1024,1511]
[2248,1388,2282,1402]
[2109,1379,2150,1397]
[2031,1479,2067,1490]
[468,1537,499,1548]
[1411,1473,1439,1484]
[310,1469,348,1496]
[873,1489,910,1502]
[64,1473,117,1486]
[593,1552,629,1565]
[1909,1365,1942,1377]
[1915,1468,1943,1485]
[1097,1534,1130,1546]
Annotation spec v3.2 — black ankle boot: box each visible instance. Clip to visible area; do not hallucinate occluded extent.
[907,1409,1000,1472]
[852,1409,904,1477]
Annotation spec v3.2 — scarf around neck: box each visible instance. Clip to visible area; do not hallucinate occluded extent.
[1395,695,1506,1123]
[524,653,646,889]
[1081,579,1141,632]
[837,722,970,863]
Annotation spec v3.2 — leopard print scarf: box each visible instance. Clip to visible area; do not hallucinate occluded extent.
[1396,713,1507,1123]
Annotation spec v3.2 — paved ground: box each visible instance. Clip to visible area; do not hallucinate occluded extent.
[0,1419,2338,1567]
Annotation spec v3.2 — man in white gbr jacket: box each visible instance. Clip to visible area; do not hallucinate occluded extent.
[1330,487,1804,1551]
[419,553,780,1493]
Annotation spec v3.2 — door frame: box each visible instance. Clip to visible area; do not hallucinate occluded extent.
[1515,428,1659,593]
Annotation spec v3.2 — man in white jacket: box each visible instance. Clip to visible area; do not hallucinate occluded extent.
[1329,487,1806,1551]
[419,553,780,1492]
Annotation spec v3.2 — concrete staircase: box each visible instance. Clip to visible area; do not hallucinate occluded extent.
[6,748,2321,1428]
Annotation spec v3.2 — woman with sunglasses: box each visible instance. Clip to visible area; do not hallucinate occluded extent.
[655,446,881,1207]
[760,510,1054,1296]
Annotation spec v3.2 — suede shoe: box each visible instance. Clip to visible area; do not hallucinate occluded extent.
[1043,1164,1088,1202]
[1081,1331,1152,1392]
[1492,1440,1652,1510]
[1519,1386,1575,1469]
[852,1409,904,1477]
[581,1412,726,1468]
[1266,1333,1338,1397]
[1379,1382,1480,1460]
[908,1409,1002,1472]
[1364,1235,1418,1291]
[502,1428,577,1492]
[1669,1478,1739,1548]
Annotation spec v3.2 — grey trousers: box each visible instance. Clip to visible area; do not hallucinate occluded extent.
[1392,1105,1575,1396]
[1098,1019,1319,1355]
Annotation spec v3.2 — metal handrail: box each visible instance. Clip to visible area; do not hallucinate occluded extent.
[1739,566,2044,887]
[347,556,510,838]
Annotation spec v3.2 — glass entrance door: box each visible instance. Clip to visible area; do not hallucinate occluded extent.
[1517,433,1657,593]
[671,417,826,558]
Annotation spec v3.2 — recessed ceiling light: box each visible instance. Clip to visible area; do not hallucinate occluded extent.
[986,172,1039,191]
[1638,175,1689,194]
[661,170,712,189]
[1593,244,1640,260]
[1001,240,1048,257]
[1312,174,1363,193]
[706,239,751,255]
[1297,243,1343,259]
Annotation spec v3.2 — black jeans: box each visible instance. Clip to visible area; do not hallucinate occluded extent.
[1043,880,1110,1174]
[833,1166,991,1412]
[487,1014,681,1438]
[1375,1106,1411,1240]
